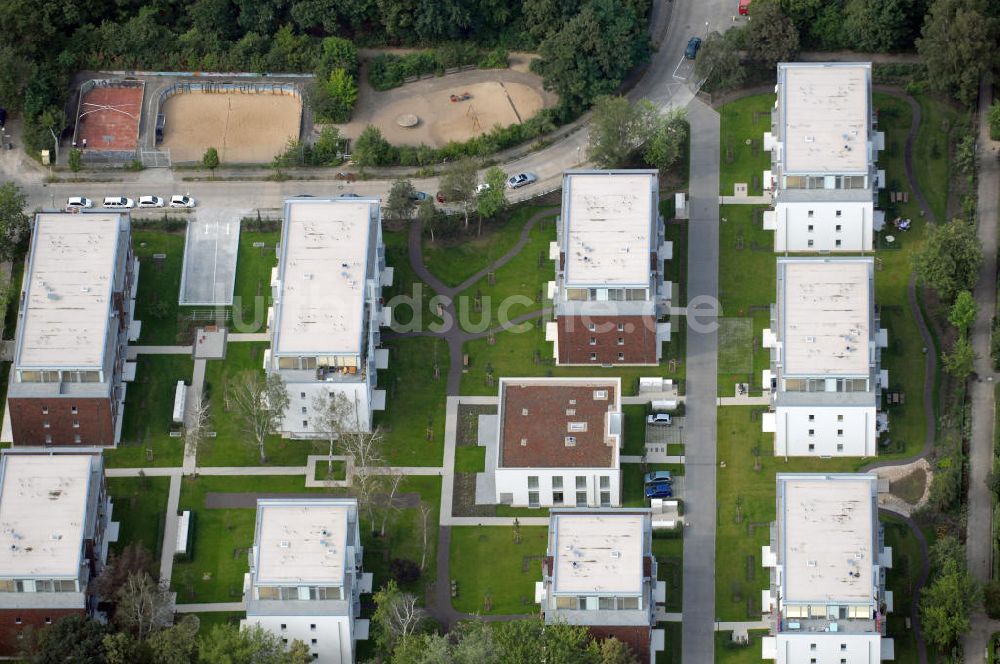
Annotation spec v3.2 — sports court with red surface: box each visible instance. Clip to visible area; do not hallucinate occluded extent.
[74,84,144,151]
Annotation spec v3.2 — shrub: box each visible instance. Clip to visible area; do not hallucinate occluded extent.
[309,68,358,123]
[389,558,421,585]
[985,580,1000,619]
[478,48,509,69]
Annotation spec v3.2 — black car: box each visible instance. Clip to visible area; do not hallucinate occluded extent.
[685,37,702,60]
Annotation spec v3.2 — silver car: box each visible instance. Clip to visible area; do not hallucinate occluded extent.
[506,173,537,189]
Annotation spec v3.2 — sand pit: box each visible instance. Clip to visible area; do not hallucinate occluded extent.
[160,91,301,163]
[346,72,554,148]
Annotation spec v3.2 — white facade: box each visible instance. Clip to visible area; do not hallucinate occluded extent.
[244,615,355,663]
[763,62,885,252]
[266,198,391,437]
[763,633,883,663]
[763,258,887,457]
[242,498,371,664]
[768,200,875,252]
[494,467,621,509]
[771,405,877,457]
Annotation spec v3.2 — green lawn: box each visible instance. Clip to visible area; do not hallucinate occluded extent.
[656,623,682,664]
[715,631,769,663]
[374,336,449,466]
[623,405,648,456]
[423,206,555,288]
[882,514,932,664]
[231,231,279,333]
[449,525,547,615]
[192,612,243,634]
[383,229,440,332]
[454,444,486,472]
[715,407,861,622]
[911,94,963,222]
[107,476,171,560]
[719,94,775,196]
[198,342,325,466]
[313,459,347,481]
[172,474,442,603]
[716,205,773,396]
[455,212,556,334]
[460,325,683,397]
[106,354,192,468]
[3,258,24,339]
[133,231,186,345]
[653,535,683,613]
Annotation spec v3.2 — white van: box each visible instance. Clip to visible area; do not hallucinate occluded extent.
[103,196,135,209]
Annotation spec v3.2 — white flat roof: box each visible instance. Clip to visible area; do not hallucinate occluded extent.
[550,512,643,595]
[782,259,870,376]
[0,455,92,578]
[18,214,121,369]
[781,64,870,174]
[563,173,654,288]
[255,500,350,585]
[780,476,875,603]
[274,200,374,356]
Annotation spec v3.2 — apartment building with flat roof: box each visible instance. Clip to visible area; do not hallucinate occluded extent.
[0,451,116,654]
[486,377,622,508]
[6,212,139,447]
[265,198,392,437]
[761,474,894,662]
[242,498,372,663]
[547,171,672,365]
[762,63,886,252]
[762,258,888,456]
[537,508,665,662]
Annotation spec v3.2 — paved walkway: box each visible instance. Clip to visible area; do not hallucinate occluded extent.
[717,395,770,406]
[175,602,245,613]
[228,333,269,342]
[718,195,771,205]
[182,358,207,475]
[681,96,721,663]
[127,345,192,358]
[159,474,182,584]
[965,74,1000,662]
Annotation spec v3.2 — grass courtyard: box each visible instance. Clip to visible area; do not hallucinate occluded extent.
[107,476,171,559]
[133,230,186,345]
[231,230,279,334]
[449,525,547,615]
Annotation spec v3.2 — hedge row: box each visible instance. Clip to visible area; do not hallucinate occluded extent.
[368,45,509,91]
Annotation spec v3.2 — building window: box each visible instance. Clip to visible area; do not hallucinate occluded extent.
[589,337,597,346]
[811,644,817,651]
[600,491,611,507]
[553,491,564,504]
[835,224,842,232]
[837,444,844,452]
[528,476,539,489]
[302,420,308,428]
[836,210,842,217]
[808,414,814,421]
[310,624,316,631]
[529,491,540,507]
[808,429,814,436]
[73,435,81,444]
[280,624,287,630]
[837,414,844,422]
[616,322,624,332]
[41,406,48,415]
[14,617,20,625]
[72,420,79,429]
[576,476,586,489]
[552,476,563,489]
[617,337,624,345]
[835,239,842,247]
[837,429,843,436]
[589,353,597,361]
[300,392,306,398]
[43,421,50,429]
[44,435,52,444]
[807,239,814,248]
[301,406,307,414]
[600,476,610,490]
[70,406,78,414]
[807,210,814,217]
[282,638,289,645]
[588,323,596,332]
[44,617,51,625]
[808,444,815,452]
[311,639,317,645]
[807,224,814,232]
[618,353,625,361]
[576,491,587,506]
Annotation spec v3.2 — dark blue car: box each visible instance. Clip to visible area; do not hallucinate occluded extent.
[645,482,674,499]
[685,37,702,60]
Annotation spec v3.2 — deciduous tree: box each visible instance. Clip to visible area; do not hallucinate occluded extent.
[372,580,428,656]
[587,96,659,168]
[476,166,508,231]
[441,158,478,229]
[0,181,29,262]
[917,0,999,107]
[202,147,220,172]
[745,0,800,68]
[948,290,977,334]
[694,31,745,92]
[921,551,979,651]
[912,219,983,303]
[386,179,418,222]
[228,370,289,463]
[643,108,687,173]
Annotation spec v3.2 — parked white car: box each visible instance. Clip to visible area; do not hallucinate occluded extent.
[506,173,537,189]
[475,183,490,194]
[66,196,93,209]
[138,195,165,208]
[170,194,196,208]
[647,413,672,426]
[102,196,135,209]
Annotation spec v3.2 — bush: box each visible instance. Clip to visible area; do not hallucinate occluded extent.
[389,558,421,585]
[478,48,510,69]
[985,580,1000,619]
[308,68,358,123]
[368,45,500,91]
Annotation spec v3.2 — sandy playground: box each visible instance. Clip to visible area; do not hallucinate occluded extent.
[160,91,302,163]
[342,68,556,148]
